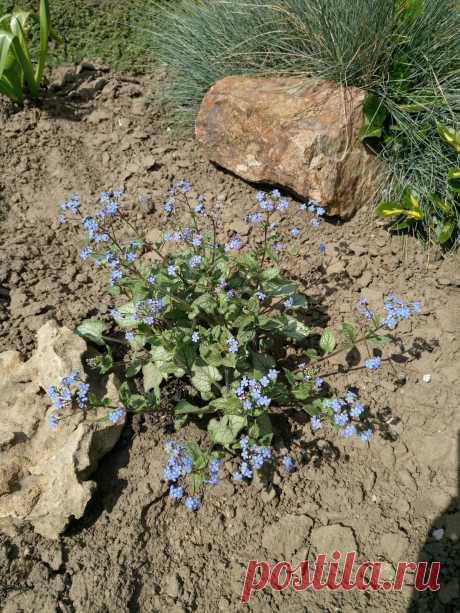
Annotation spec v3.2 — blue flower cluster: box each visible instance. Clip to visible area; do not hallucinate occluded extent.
[46,370,90,429]
[225,235,242,251]
[47,370,89,412]
[58,195,81,223]
[163,441,221,511]
[382,295,421,329]
[311,390,373,442]
[282,455,295,473]
[163,180,192,215]
[357,295,421,328]
[298,197,325,227]
[112,297,166,327]
[108,407,126,423]
[226,336,239,354]
[255,189,289,212]
[235,371,278,411]
[233,438,272,481]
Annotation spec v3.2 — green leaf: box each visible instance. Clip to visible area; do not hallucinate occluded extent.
[125,359,144,378]
[359,124,382,140]
[191,364,222,395]
[251,352,277,376]
[341,323,358,345]
[260,267,280,281]
[142,362,164,392]
[436,219,455,244]
[97,350,113,375]
[447,168,460,194]
[248,413,272,445]
[189,293,216,317]
[280,316,311,341]
[208,396,242,415]
[175,342,195,372]
[320,328,336,354]
[367,332,392,345]
[362,94,388,128]
[292,382,313,400]
[264,279,298,297]
[208,414,246,446]
[76,319,108,346]
[186,441,209,471]
[437,123,460,153]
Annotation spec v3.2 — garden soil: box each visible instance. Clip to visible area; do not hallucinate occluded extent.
[0,65,459,613]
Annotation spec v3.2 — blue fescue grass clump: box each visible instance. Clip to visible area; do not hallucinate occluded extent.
[142,0,460,245]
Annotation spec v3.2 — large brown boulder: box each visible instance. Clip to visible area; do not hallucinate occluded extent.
[196,76,384,218]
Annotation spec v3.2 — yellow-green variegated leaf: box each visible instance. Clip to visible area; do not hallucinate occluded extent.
[429,193,454,216]
[375,201,407,218]
[448,168,460,194]
[437,124,460,153]
[436,219,455,244]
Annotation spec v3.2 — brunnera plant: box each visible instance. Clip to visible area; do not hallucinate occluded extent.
[47,184,421,510]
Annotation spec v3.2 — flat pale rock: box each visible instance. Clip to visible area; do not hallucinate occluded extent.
[0,320,124,539]
[196,76,384,218]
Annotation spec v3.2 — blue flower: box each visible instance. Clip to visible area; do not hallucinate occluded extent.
[267,369,278,381]
[57,214,67,225]
[310,219,321,227]
[240,462,253,479]
[311,416,322,430]
[260,199,274,211]
[210,459,220,473]
[255,291,266,301]
[77,383,90,408]
[108,408,125,423]
[278,199,289,210]
[47,414,58,429]
[61,195,81,214]
[411,301,422,314]
[291,227,300,237]
[282,455,294,472]
[314,377,324,390]
[359,429,373,442]
[194,203,205,214]
[284,296,294,308]
[259,376,270,388]
[62,371,79,386]
[192,331,200,343]
[225,235,242,251]
[226,289,235,299]
[345,390,357,404]
[191,235,202,247]
[125,331,135,342]
[334,412,348,426]
[232,471,243,481]
[226,336,239,353]
[350,403,364,418]
[246,213,265,224]
[271,189,281,198]
[189,255,202,269]
[341,425,357,438]
[184,496,201,511]
[319,243,327,254]
[47,386,63,410]
[316,207,326,216]
[167,265,177,277]
[169,485,184,499]
[365,357,381,370]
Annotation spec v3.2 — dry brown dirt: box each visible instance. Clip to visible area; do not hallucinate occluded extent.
[0,65,459,613]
